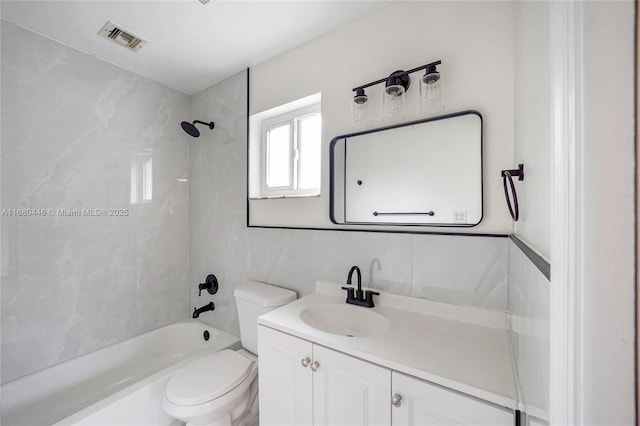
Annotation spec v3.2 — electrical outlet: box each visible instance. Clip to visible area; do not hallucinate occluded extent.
[452,210,467,223]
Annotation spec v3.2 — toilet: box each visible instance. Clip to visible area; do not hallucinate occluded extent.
[163,281,297,426]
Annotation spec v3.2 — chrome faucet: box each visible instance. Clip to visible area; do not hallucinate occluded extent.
[342,265,379,308]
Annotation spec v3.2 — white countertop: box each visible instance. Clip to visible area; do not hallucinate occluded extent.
[258,281,518,411]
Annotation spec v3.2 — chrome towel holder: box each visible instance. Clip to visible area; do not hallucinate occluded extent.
[501,164,524,221]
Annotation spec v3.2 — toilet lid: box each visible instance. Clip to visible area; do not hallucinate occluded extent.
[166,350,252,406]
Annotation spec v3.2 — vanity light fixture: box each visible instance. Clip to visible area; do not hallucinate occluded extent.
[351,60,442,125]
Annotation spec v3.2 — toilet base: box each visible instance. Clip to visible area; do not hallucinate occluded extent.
[167,357,259,426]
[183,386,257,426]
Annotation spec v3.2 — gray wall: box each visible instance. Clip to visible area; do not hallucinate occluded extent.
[1,23,191,383]
[189,71,249,336]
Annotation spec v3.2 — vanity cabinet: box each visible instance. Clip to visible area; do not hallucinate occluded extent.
[391,372,514,425]
[258,325,514,426]
[258,325,313,425]
[258,325,389,426]
[313,344,390,425]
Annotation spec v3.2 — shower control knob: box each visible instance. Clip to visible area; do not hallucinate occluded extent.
[391,393,402,407]
[198,274,218,296]
[310,361,320,372]
[301,357,311,368]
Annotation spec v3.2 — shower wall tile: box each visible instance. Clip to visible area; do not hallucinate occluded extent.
[508,239,550,419]
[189,71,248,337]
[1,20,23,386]
[310,231,412,295]
[246,227,314,298]
[246,227,413,303]
[411,234,509,309]
[242,227,508,329]
[1,23,191,383]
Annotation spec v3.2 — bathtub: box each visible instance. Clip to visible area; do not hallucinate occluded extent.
[1,319,240,426]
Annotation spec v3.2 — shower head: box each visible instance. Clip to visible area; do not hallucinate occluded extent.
[180,120,215,138]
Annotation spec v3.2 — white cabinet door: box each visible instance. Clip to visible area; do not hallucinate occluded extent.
[391,372,513,426]
[313,345,391,426]
[258,326,313,426]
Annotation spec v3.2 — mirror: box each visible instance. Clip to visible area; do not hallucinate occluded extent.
[330,111,482,227]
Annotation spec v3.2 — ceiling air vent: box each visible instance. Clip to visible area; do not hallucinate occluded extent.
[98,21,147,52]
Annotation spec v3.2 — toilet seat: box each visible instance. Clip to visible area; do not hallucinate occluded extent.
[166,349,252,406]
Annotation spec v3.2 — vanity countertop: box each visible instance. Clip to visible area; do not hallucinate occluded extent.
[258,281,518,411]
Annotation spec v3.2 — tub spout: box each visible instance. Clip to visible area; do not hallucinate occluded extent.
[192,302,215,318]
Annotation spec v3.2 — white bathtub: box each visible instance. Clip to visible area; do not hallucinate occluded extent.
[1,319,240,426]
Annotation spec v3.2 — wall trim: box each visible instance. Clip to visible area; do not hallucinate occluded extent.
[549,0,583,423]
[247,225,509,239]
[510,235,550,280]
[246,67,251,228]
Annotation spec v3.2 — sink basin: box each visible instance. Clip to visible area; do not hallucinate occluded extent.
[300,304,389,337]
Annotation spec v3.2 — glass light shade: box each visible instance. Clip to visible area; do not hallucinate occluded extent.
[383,84,405,118]
[420,71,444,114]
[352,91,369,128]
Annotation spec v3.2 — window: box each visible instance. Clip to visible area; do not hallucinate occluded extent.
[250,94,321,199]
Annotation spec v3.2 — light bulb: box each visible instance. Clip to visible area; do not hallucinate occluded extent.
[420,69,443,114]
[384,84,405,116]
[352,88,369,128]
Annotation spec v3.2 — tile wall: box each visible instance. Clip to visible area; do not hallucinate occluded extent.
[1,23,191,382]
[508,239,550,419]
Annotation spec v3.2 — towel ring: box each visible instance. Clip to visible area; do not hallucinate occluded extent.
[501,164,524,221]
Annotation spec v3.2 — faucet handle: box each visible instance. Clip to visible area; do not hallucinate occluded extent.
[364,290,380,307]
[198,274,219,297]
[341,286,355,301]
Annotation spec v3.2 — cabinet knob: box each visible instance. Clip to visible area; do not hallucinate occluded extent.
[310,361,320,372]
[391,393,402,407]
[301,357,311,368]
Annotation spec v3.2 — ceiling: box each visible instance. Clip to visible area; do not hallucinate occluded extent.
[1,0,387,95]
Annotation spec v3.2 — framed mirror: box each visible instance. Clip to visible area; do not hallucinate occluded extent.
[330,111,483,227]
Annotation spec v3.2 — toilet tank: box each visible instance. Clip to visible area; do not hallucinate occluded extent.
[233,281,297,354]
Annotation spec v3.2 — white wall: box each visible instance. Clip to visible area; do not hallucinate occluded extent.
[249,1,515,234]
[1,23,191,382]
[513,1,551,261]
[578,1,635,422]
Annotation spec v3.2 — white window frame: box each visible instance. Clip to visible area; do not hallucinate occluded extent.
[260,103,321,198]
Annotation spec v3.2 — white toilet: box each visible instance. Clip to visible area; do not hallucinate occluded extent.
[163,281,296,426]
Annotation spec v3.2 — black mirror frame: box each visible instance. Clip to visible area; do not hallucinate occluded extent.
[329,110,484,227]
